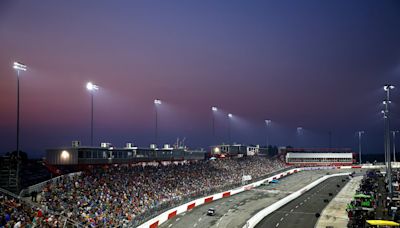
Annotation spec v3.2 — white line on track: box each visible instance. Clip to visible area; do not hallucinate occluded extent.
[285,214,289,217]
[193,223,197,227]
[290,209,294,212]
[198,217,202,222]
[176,218,181,222]
[276,223,280,227]
[168,224,172,228]
[280,217,284,221]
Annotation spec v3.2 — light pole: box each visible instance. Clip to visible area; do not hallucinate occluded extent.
[383,84,395,197]
[212,106,218,144]
[382,110,388,167]
[13,61,26,192]
[392,131,399,163]
[154,99,162,146]
[265,120,271,147]
[297,127,303,147]
[13,62,26,158]
[228,113,233,144]
[86,82,98,146]
[357,131,364,164]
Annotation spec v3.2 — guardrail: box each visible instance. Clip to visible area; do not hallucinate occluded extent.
[137,167,302,228]
[243,172,350,228]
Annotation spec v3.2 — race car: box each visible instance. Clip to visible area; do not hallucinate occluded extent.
[207,208,216,216]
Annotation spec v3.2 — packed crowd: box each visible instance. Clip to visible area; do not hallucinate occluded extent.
[0,191,63,228]
[39,156,286,227]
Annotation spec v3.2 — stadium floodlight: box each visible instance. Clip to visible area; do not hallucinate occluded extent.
[384,84,395,91]
[86,82,99,91]
[383,100,392,105]
[212,106,218,111]
[228,113,233,118]
[154,99,162,105]
[12,61,27,192]
[13,62,27,71]
[86,82,99,146]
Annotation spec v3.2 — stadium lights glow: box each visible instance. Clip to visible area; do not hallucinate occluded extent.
[384,85,395,91]
[86,82,99,91]
[154,99,162,105]
[212,106,218,111]
[213,147,220,153]
[13,62,27,71]
[60,150,70,160]
[383,100,392,105]
[265,119,271,125]
[228,113,233,118]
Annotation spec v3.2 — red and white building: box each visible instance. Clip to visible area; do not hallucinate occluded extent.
[284,148,355,166]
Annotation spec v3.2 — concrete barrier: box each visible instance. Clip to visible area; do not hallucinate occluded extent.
[243,172,350,228]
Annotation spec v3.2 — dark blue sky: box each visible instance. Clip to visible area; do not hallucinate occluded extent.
[1,0,400,158]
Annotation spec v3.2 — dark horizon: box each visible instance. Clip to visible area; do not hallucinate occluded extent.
[1,1,400,158]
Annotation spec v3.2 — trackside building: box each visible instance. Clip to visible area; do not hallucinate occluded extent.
[284,148,355,166]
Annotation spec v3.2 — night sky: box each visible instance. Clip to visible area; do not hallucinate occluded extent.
[1,1,400,158]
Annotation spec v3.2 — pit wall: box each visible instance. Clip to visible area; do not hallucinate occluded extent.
[137,164,383,228]
[137,168,301,228]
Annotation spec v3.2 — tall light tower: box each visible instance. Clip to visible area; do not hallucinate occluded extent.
[86,82,99,146]
[211,106,218,144]
[383,84,395,197]
[357,131,364,164]
[265,119,271,147]
[154,99,162,146]
[228,113,233,144]
[13,61,27,192]
[392,130,399,163]
[13,62,27,158]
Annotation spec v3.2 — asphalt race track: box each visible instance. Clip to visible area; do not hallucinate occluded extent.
[160,169,351,228]
[255,176,349,228]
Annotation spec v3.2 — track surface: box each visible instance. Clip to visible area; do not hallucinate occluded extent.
[160,169,349,228]
[255,176,349,228]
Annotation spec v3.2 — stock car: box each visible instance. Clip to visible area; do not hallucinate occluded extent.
[207,208,216,216]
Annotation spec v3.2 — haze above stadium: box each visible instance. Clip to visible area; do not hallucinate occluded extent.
[0,0,399,157]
